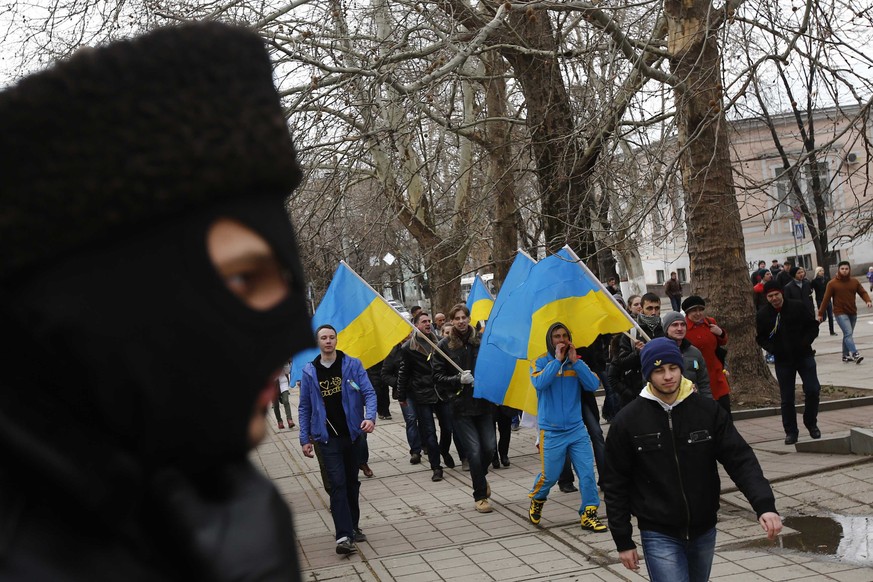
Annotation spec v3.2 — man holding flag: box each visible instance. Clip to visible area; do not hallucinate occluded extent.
[528,323,608,533]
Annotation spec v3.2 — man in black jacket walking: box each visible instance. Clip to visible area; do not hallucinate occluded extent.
[432,304,496,513]
[398,312,457,481]
[756,280,822,444]
[603,339,781,582]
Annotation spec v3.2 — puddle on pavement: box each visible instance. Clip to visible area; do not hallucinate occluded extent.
[736,514,872,566]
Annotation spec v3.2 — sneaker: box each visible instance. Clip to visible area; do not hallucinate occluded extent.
[475,499,493,513]
[559,482,578,493]
[335,537,356,555]
[580,506,608,532]
[529,498,545,525]
[852,352,864,364]
[442,453,455,469]
[461,459,470,471]
[431,468,443,482]
[353,528,367,543]
[277,420,285,429]
[830,332,838,336]
[410,452,421,465]
[378,414,392,420]
[287,419,296,429]
[843,356,852,363]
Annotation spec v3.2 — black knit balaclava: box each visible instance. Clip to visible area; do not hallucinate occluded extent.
[1,194,311,475]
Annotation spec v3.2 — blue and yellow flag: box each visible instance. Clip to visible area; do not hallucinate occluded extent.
[466,275,495,325]
[474,246,634,415]
[473,251,536,409]
[290,262,412,383]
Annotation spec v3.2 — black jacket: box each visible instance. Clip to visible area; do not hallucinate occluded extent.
[613,322,664,405]
[755,298,819,362]
[810,275,830,307]
[381,343,404,400]
[783,279,815,318]
[603,392,776,552]
[397,334,439,404]
[432,327,490,417]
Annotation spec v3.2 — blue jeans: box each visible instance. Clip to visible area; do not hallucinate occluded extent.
[400,396,421,455]
[414,401,442,470]
[640,527,716,582]
[435,400,465,461]
[835,313,858,357]
[774,355,821,436]
[453,412,496,501]
[320,434,365,541]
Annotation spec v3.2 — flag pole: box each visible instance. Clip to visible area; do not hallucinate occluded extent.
[339,261,466,374]
[559,246,652,342]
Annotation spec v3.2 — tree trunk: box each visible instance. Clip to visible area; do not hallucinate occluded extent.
[500,9,595,256]
[666,0,779,404]
[483,52,517,287]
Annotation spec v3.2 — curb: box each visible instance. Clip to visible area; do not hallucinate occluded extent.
[732,395,873,421]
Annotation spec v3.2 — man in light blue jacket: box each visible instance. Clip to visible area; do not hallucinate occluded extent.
[528,322,607,533]
[299,325,377,555]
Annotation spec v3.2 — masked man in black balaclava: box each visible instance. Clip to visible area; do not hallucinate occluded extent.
[0,23,313,581]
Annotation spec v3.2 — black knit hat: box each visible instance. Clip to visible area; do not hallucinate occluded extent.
[681,295,706,312]
[789,266,801,278]
[763,280,783,294]
[0,22,302,277]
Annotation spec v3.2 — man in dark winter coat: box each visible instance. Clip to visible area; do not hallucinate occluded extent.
[756,280,822,444]
[613,293,665,406]
[0,23,311,581]
[398,312,458,481]
[432,303,496,513]
[782,266,815,318]
[603,339,782,582]
[383,338,422,464]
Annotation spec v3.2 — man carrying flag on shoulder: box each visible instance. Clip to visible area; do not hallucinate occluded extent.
[528,322,607,533]
[299,324,377,555]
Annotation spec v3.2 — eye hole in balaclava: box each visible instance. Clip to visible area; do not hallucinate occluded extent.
[206,217,290,311]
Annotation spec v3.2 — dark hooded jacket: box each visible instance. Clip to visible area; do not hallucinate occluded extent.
[613,316,664,406]
[755,297,819,362]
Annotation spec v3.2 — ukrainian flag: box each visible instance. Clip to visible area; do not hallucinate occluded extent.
[473,251,536,408]
[466,274,495,325]
[475,246,634,415]
[290,262,412,383]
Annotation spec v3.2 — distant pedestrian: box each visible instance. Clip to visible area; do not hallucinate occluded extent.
[273,361,296,429]
[775,261,793,288]
[603,338,782,582]
[810,267,836,336]
[817,261,872,364]
[756,281,821,444]
[867,266,873,292]
[664,272,683,312]
[783,266,815,318]
[770,259,783,276]
[751,260,768,284]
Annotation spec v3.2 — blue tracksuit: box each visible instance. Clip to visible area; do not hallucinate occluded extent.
[529,353,601,512]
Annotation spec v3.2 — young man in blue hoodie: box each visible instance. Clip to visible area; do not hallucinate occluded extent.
[299,324,377,555]
[528,323,607,532]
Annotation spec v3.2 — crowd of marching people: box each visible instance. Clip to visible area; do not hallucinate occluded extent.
[286,272,799,582]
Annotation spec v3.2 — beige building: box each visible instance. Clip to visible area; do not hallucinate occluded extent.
[639,105,873,285]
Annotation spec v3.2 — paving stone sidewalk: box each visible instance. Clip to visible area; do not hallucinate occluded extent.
[256,312,873,581]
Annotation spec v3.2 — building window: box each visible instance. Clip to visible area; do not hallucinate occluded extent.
[677,268,687,283]
[773,162,832,217]
[656,270,665,285]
